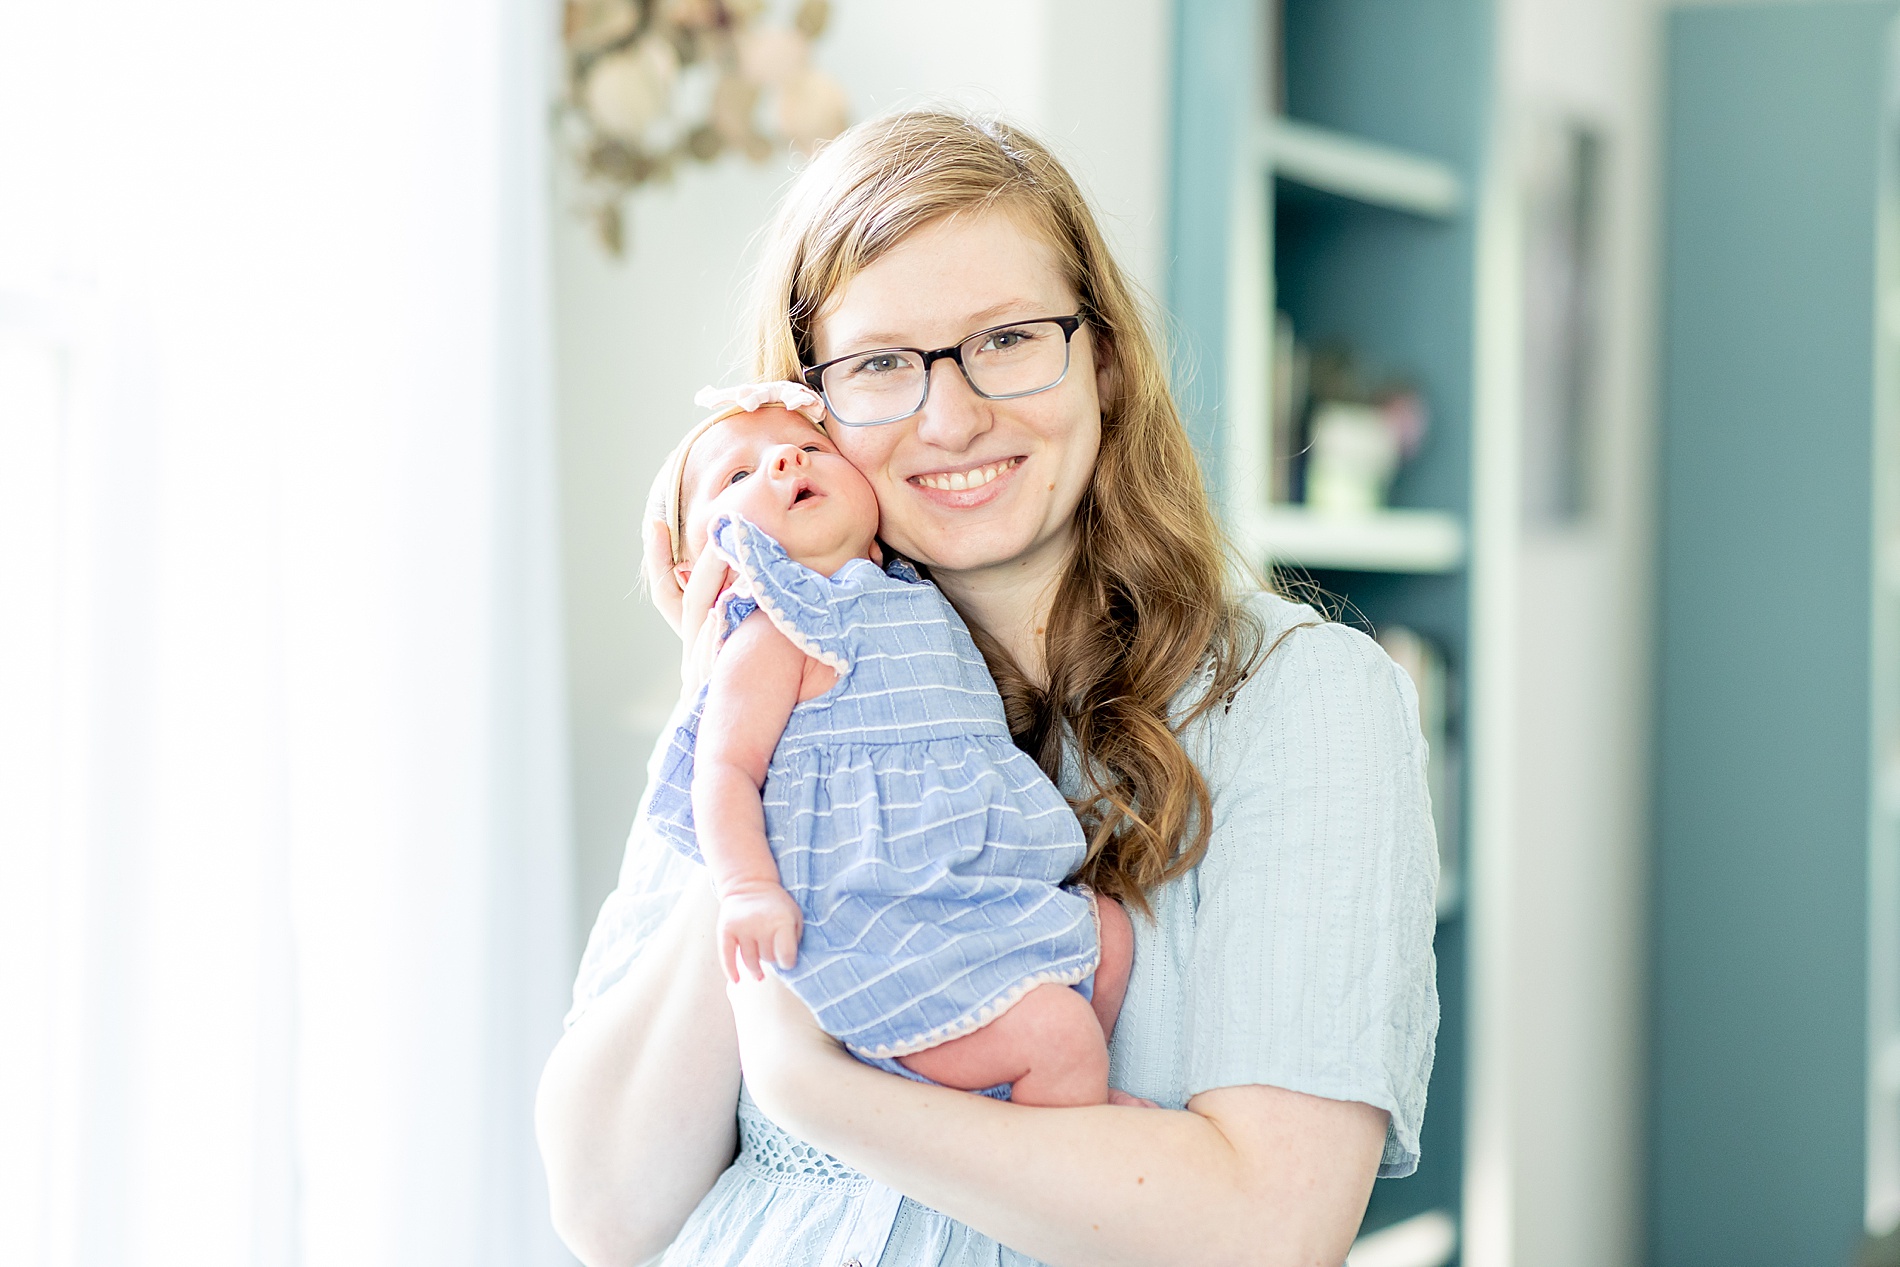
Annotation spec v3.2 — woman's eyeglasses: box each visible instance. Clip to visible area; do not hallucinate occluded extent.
[802,315,1085,427]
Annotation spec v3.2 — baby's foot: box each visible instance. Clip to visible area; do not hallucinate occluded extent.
[1107,1088,1159,1109]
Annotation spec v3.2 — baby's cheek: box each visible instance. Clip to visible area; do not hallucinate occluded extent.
[726,482,785,532]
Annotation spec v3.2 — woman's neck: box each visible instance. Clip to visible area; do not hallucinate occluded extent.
[928,535,1071,688]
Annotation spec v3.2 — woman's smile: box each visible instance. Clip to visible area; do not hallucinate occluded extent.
[907,455,1026,499]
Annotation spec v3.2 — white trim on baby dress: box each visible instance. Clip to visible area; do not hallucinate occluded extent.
[845,886,1104,1061]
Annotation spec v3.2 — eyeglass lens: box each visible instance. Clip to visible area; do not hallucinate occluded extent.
[819,320,1072,426]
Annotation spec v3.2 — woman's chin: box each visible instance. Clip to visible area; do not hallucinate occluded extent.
[899,521,1050,577]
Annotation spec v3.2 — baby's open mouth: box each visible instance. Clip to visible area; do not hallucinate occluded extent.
[790,481,820,506]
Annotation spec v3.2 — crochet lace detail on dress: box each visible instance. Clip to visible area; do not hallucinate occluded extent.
[735,1100,871,1193]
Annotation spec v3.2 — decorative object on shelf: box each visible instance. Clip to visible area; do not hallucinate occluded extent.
[559,0,848,255]
[1293,338,1428,514]
[1375,626,1459,916]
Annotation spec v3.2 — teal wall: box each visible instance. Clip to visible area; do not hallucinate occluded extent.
[1652,5,1887,1263]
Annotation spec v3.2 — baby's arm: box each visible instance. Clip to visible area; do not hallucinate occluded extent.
[695,609,809,982]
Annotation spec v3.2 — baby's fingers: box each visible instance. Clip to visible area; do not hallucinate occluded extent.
[737,937,765,982]
[771,923,799,972]
[718,930,742,984]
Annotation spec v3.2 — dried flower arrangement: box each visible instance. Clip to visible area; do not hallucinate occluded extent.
[561,0,849,254]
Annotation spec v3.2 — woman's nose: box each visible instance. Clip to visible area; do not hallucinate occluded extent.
[914,359,991,451]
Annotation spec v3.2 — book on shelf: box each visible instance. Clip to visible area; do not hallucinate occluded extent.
[1271,309,1309,505]
[1376,625,1461,916]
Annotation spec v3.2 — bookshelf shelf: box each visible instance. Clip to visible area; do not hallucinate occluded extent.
[1237,505,1467,573]
[1345,1208,1458,1267]
[1257,117,1464,218]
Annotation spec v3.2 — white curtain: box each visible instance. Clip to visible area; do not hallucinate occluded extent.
[0,2,577,1264]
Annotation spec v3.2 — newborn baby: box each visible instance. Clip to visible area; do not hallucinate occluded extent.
[645,382,1134,1107]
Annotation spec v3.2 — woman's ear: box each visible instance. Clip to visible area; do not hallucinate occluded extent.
[1092,327,1121,413]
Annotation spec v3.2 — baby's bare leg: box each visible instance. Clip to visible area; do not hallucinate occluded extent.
[896,983,1108,1107]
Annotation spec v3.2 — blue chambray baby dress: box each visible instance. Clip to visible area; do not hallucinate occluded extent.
[644,513,1099,1064]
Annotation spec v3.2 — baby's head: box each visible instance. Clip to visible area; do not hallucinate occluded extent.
[662,393,881,587]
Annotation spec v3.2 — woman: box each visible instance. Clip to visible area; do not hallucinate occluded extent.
[536,111,1439,1267]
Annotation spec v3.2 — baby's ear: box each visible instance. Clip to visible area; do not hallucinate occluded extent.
[673,562,692,591]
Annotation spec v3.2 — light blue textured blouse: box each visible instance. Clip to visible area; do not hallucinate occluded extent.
[566,591,1441,1267]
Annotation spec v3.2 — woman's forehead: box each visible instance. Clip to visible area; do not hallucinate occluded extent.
[813,208,1076,358]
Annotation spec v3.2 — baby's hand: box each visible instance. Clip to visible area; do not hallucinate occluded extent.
[717,884,803,983]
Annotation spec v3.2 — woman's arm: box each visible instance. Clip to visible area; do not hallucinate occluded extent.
[729,973,1386,1267]
[535,879,739,1267]
[533,521,755,1265]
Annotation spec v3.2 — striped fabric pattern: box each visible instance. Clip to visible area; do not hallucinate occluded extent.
[646,515,1097,1060]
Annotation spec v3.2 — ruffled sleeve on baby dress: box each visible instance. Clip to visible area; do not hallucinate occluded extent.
[707,512,857,678]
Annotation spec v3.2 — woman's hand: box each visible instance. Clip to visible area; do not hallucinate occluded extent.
[643,514,733,691]
[724,965,855,1129]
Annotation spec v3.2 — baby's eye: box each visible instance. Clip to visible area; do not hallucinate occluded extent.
[802,444,822,453]
[726,468,752,486]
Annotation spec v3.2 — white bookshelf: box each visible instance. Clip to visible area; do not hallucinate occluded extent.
[1258,117,1465,218]
[1221,115,1469,576]
[1345,1208,1457,1267]
[1237,505,1467,573]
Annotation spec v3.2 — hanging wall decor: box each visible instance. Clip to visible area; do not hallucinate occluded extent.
[561,0,848,254]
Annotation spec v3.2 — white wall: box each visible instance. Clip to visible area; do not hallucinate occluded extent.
[1465,1,1660,1265]
[551,0,1174,936]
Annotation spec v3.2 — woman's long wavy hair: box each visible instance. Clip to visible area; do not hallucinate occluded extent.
[742,110,1263,912]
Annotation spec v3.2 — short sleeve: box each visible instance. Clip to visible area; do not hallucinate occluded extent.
[708,514,853,675]
[565,698,708,1028]
[1185,618,1440,1177]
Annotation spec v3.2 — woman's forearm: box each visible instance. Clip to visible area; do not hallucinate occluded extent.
[744,1007,1383,1267]
[535,881,739,1267]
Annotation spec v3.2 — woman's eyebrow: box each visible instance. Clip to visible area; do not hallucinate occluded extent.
[831,300,1056,351]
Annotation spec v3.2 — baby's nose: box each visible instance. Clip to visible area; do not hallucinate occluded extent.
[768,445,808,475]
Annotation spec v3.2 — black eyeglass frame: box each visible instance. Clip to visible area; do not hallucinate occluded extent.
[801,314,1086,427]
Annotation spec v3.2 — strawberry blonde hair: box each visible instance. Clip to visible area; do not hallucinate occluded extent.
[741,110,1263,911]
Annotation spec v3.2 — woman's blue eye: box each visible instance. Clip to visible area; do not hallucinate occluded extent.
[854,353,903,375]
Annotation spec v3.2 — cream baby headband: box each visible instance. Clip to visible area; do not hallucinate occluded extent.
[656,381,829,567]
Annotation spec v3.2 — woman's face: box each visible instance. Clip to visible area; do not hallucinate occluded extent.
[809,208,1107,581]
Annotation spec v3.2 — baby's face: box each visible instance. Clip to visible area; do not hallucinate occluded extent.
[677,407,882,582]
